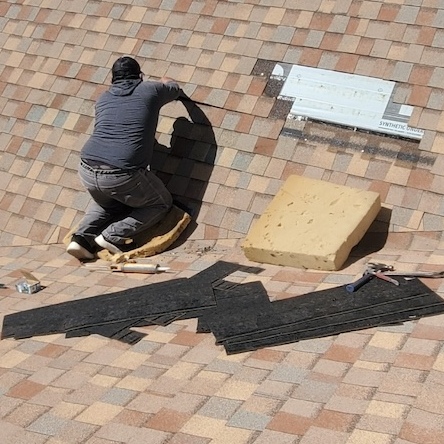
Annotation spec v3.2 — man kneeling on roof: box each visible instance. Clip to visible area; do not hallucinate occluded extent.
[67,56,181,260]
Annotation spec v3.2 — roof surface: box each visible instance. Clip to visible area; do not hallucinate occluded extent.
[1,1,444,443]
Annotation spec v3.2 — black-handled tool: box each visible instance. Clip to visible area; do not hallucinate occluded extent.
[345,273,374,293]
[346,262,398,293]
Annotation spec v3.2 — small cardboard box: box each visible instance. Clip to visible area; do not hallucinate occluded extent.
[15,270,42,294]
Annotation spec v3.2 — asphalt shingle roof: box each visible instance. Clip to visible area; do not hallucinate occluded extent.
[2,1,444,443]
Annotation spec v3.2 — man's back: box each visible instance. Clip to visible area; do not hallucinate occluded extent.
[81,78,180,170]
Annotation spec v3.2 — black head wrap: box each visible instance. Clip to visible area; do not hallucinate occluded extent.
[111,56,141,83]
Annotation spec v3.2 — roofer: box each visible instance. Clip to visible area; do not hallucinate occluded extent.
[67,56,181,260]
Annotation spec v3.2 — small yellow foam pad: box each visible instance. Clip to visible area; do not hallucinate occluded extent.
[64,205,191,263]
[241,175,381,271]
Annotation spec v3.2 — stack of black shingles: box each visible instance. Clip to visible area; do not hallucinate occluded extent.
[205,276,444,354]
[1,262,261,346]
[2,261,444,354]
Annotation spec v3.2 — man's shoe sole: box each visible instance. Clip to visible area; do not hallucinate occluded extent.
[67,241,95,260]
[94,234,123,254]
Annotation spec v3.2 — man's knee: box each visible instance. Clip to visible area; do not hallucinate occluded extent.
[163,192,173,211]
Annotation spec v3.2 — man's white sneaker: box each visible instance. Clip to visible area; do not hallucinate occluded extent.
[94,234,123,254]
[67,241,95,260]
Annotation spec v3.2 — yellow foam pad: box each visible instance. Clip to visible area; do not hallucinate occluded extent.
[64,205,191,263]
[242,175,381,271]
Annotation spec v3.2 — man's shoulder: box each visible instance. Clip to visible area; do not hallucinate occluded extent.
[135,80,162,95]
[137,81,179,102]
[140,80,179,91]
[139,80,160,89]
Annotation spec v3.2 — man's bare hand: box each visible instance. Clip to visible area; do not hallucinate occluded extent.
[159,77,175,84]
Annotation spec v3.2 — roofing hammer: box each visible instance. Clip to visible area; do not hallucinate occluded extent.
[346,262,399,293]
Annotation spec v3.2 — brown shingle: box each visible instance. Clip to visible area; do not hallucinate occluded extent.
[378,4,401,21]
[409,64,435,85]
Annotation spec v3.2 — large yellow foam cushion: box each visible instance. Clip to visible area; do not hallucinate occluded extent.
[242,175,381,271]
[64,205,191,263]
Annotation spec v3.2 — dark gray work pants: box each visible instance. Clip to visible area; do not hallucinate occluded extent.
[76,161,172,249]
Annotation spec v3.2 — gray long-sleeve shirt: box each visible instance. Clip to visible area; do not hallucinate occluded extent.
[81,78,181,170]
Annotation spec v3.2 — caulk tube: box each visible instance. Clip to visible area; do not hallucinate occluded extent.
[110,263,170,273]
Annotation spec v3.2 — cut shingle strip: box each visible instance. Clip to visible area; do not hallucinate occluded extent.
[1,261,245,340]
